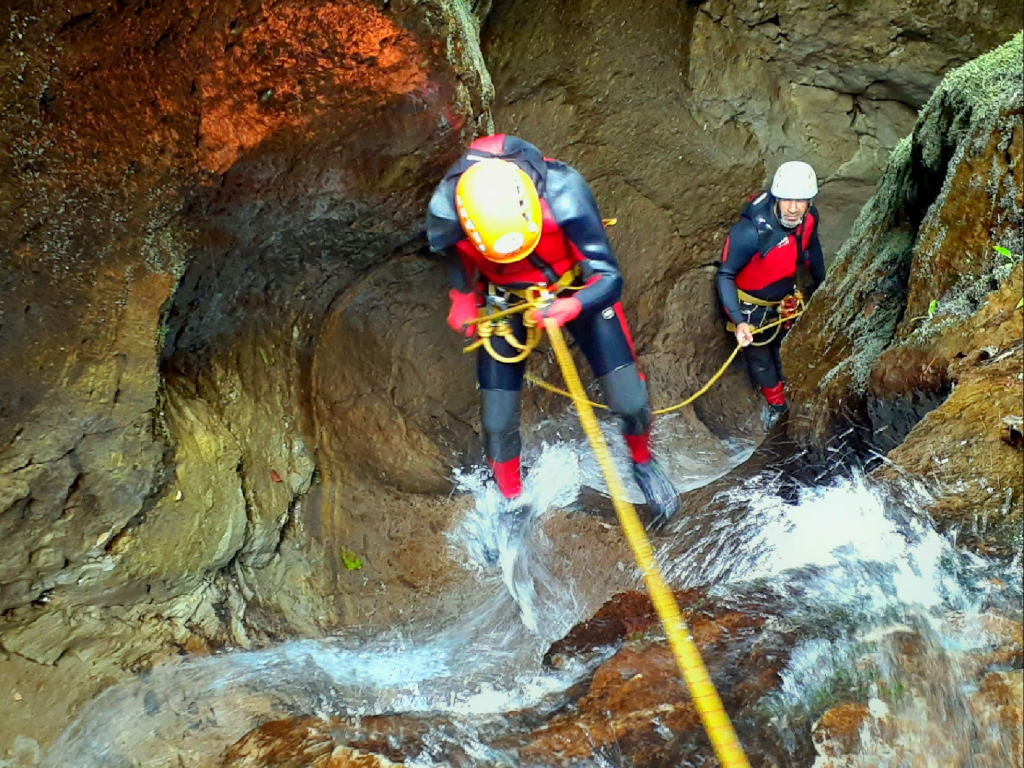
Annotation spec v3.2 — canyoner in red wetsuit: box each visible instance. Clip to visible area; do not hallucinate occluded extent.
[716,161,826,415]
[427,134,680,527]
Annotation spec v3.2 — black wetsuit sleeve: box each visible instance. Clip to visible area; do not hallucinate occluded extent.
[545,162,622,312]
[426,174,464,252]
[426,172,476,293]
[441,247,475,293]
[804,208,825,291]
[716,219,759,324]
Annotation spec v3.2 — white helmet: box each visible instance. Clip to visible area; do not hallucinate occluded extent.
[771,161,818,200]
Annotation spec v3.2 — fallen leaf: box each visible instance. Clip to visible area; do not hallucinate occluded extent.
[270,469,283,483]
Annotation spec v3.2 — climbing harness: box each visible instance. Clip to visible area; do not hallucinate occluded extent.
[462,268,584,364]
[544,317,752,768]
[724,290,806,347]
[459,220,615,363]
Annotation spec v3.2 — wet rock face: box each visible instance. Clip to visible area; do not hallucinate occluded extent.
[1,0,490,756]
[215,591,1024,768]
[480,0,1021,440]
[517,590,794,767]
[222,718,403,768]
[215,588,800,767]
[784,34,1023,552]
[811,618,1024,767]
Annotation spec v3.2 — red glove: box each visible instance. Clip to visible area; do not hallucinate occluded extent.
[447,289,477,337]
[530,297,582,328]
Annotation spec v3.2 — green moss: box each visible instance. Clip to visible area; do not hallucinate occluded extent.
[917,32,1023,167]
[931,32,1023,116]
[434,0,495,134]
[811,33,1023,395]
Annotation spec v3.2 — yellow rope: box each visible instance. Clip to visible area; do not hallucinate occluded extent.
[544,318,751,768]
[525,311,801,415]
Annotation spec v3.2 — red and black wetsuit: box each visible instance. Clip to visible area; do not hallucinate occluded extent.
[716,192,825,400]
[426,134,652,473]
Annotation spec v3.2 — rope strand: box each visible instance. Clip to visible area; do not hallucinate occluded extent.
[545,318,752,768]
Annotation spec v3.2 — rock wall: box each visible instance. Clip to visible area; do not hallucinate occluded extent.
[785,33,1023,553]
[1,0,1021,761]
[1,0,492,757]
[482,0,1022,437]
[689,0,1020,254]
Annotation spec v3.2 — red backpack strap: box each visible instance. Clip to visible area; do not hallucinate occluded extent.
[469,134,507,155]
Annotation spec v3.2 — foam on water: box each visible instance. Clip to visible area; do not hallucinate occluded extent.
[447,442,584,635]
[38,451,1022,768]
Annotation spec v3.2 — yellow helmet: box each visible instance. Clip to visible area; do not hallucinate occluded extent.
[455,159,543,264]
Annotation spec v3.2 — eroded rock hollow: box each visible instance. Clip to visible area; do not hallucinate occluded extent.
[1,0,1021,762]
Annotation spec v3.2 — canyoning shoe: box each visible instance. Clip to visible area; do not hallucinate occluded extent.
[502,498,533,540]
[481,499,533,566]
[761,402,788,431]
[632,460,680,530]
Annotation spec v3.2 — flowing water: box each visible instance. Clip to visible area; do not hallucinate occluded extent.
[39,431,1022,768]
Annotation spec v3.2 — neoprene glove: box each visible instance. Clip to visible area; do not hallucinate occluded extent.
[447,288,477,337]
[531,297,582,328]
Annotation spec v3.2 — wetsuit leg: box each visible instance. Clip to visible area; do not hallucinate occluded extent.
[743,344,780,389]
[739,305,781,389]
[565,302,638,379]
[480,389,522,463]
[770,336,786,384]
[566,303,651,436]
[568,304,679,525]
[478,313,528,497]
[599,365,651,436]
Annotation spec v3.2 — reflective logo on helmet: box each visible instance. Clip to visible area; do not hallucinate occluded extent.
[493,232,526,255]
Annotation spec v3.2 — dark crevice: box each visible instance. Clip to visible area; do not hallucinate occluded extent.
[58,12,95,33]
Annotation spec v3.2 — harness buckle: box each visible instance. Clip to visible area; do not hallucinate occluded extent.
[524,284,555,307]
[485,283,516,311]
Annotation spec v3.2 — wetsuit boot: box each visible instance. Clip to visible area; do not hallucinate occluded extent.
[760,382,788,429]
[761,382,787,412]
[625,433,680,530]
[485,457,531,563]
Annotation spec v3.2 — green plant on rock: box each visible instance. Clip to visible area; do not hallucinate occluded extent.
[910,299,939,323]
[994,247,1024,309]
[340,546,363,571]
[993,245,1021,265]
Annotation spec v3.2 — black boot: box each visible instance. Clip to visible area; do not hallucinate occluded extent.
[632,461,680,530]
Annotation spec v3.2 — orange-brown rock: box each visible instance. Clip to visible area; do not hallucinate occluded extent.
[970,670,1024,766]
[518,589,789,767]
[222,716,403,768]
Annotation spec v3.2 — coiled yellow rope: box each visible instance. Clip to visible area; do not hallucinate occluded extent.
[544,317,751,768]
